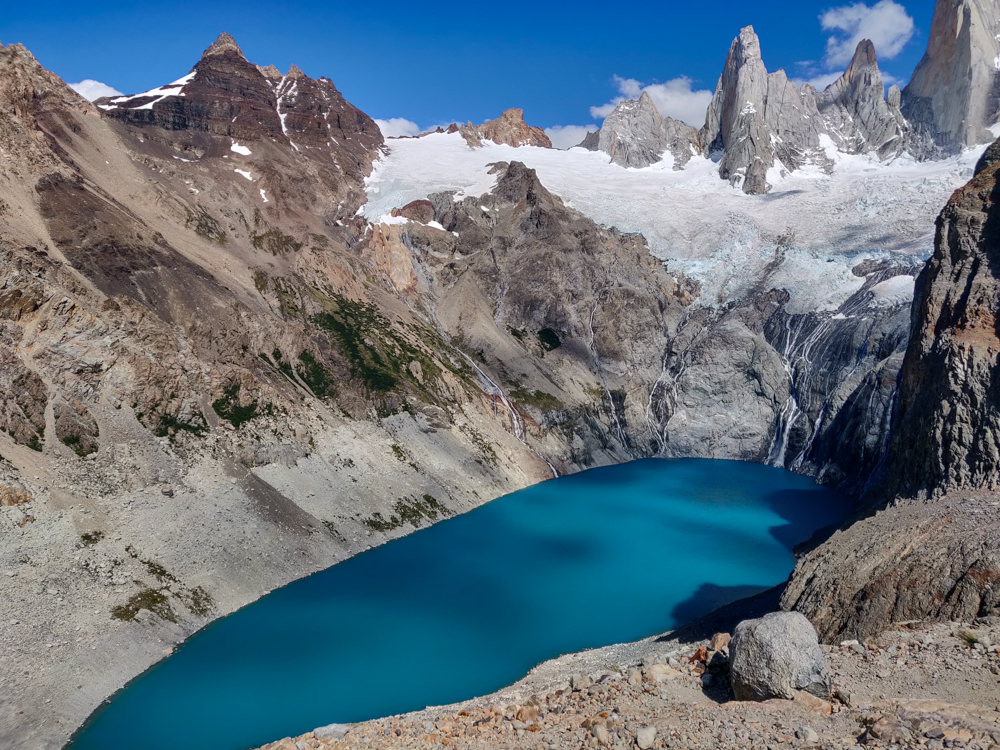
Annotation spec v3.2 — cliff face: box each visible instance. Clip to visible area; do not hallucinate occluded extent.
[903,0,1000,155]
[782,139,1000,641]
[597,91,700,169]
[817,40,906,160]
[881,141,1000,497]
[700,26,778,195]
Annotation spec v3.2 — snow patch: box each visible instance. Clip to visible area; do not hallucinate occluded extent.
[231,142,252,156]
[102,72,196,111]
[364,131,986,313]
[378,214,409,225]
[867,275,916,307]
[260,188,269,203]
[234,169,253,181]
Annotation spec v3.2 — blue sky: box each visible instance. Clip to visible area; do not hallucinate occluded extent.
[2,0,937,146]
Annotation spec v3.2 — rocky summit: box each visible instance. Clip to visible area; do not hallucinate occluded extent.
[460,108,552,148]
[4,1,1000,747]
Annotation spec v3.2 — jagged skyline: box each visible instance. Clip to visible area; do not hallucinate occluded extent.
[2,0,936,146]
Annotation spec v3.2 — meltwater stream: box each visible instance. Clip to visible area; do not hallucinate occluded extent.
[69,459,851,750]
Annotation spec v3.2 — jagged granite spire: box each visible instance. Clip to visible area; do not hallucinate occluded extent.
[203,32,245,59]
[700,26,775,194]
[597,90,700,169]
[903,0,1000,155]
[817,39,906,159]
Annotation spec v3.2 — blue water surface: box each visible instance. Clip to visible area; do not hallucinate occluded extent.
[68,458,850,750]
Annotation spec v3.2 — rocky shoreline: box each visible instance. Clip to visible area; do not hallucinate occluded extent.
[259,615,1000,750]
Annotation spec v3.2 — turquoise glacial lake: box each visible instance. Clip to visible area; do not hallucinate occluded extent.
[68,458,850,750]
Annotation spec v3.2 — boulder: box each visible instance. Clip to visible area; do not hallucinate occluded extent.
[314,723,350,740]
[396,199,435,224]
[729,612,830,701]
[636,726,657,749]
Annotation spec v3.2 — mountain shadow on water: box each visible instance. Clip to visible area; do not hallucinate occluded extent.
[761,487,853,551]
[662,584,786,644]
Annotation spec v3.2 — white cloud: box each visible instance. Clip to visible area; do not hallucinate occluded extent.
[590,75,714,129]
[544,125,597,150]
[794,71,843,91]
[820,0,915,68]
[69,79,123,101]
[374,118,422,138]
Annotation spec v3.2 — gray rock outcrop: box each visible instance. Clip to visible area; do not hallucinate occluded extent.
[576,129,600,151]
[881,137,1000,498]
[700,26,777,195]
[729,612,831,701]
[902,0,1000,155]
[817,40,906,159]
[699,29,908,194]
[597,91,701,169]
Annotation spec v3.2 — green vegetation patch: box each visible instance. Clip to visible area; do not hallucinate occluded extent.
[363,494,450,532]
[187,207,227,245]
[296,351,337,399]
[212,382,259,429]
[313,300,399,393]
[251,228,303,256]
[253,269,269,293]
[154,412,208,440]
[61,434,98,457]
[510,385,563,412]
[179,586,213,618]
[112,588,177,623]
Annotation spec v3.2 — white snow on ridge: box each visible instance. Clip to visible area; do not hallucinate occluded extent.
[231,142,252,156]
[99,72,196,111]
[868,274,917,307]
[364,131,986,312]
[234,169,252,181]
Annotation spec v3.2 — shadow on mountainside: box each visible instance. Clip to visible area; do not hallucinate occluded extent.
[660,583,786,645]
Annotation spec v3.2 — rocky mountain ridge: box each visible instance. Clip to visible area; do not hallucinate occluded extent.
[582,28,909,194]
[579,0,1000,194]
[0,14,997,749]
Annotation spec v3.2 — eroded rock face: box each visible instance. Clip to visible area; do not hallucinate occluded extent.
[903,0,1000,155]
[729,612,831,701]
[460,108,551,148]
[782,139,1000,642]
[817,40,906,159]
[701,26,776,195]
[597,91,700,169]
[782,493,1000,642]
[881,137,1000,498]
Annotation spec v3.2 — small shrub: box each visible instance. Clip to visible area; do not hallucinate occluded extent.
[112,588,177,623]
[958,630,979,648]
[212,382,259,429]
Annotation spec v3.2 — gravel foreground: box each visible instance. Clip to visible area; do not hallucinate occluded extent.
[258,618,1000,750]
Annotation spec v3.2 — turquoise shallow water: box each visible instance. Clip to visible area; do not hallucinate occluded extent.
[68,458,850,750]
